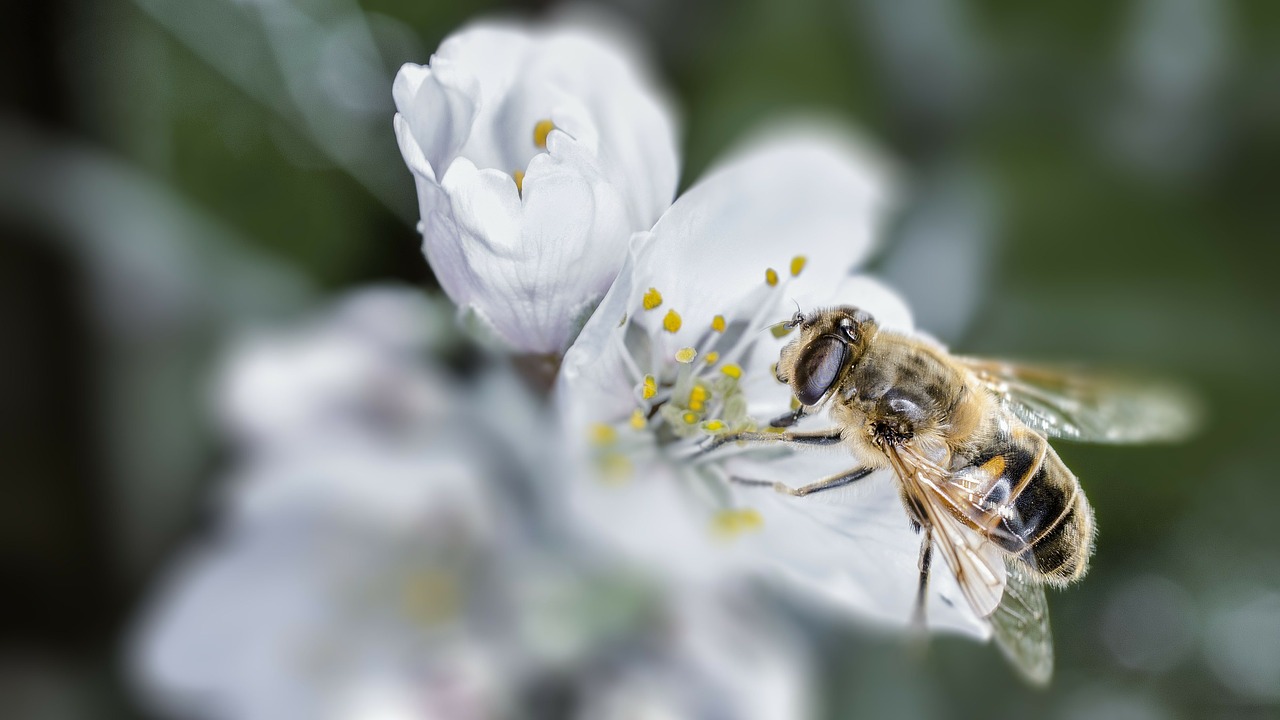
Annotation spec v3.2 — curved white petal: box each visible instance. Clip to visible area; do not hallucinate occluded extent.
[626,126,892,341]
[393,16,679,353]
[722,454,989,638]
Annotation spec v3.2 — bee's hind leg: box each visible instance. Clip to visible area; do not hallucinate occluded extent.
[913,526,934,629]
[729,466,873,497]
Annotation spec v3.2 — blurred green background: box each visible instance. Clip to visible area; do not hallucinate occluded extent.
[3,0,1279,717]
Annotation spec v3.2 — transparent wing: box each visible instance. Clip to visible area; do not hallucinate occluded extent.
[990,558,1054,685]
[888,441,1055,684]
[885,443,1006,618]
[960,357,1199,444]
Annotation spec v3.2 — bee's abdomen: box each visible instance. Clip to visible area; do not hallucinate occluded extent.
[970,432,1095,585]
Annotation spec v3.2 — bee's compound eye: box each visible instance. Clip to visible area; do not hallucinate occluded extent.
[794,336,847,406]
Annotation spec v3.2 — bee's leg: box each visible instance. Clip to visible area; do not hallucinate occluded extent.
[701,428,843,453]
[730,466,873,497]
[913,526,934,628]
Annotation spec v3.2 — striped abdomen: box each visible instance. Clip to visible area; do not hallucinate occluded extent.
[959,423,1096,585]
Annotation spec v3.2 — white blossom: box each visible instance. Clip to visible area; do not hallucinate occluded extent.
[557,126,992,638]
[132,287,813,720]
[393,16,679,354]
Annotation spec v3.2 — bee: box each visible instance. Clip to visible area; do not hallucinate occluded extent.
[704,306,1196,683]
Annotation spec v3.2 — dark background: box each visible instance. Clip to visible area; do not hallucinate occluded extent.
[3,0,1278,717]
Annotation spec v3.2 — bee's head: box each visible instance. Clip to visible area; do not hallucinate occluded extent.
[775,306,877,406]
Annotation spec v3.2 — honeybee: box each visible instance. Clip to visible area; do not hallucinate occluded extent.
[704,306,1195,683]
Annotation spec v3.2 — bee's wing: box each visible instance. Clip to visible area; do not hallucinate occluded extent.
[885,443,1006,617]
[959,357,1199,444]
[990,558,1054,685]
[888,442,1056,683]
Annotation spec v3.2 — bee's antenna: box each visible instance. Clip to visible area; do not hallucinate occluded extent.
[758,320,789,336]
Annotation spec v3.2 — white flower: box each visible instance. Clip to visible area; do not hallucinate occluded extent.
[133,287,814,720]
[215,286,455,454]
[557,126,991,638]
[393,16,679,354]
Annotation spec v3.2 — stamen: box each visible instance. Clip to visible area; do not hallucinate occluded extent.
[689,384,710,411]
[702,419,727,432]
[682,411,699,425]
[642,287,663,310]
[590,423,617,446]
[533,119,555,149]
[711,508,764,538]
[703,351,720,365]
[512,170,525,193]
[765,268,779,287]
[597,452,632,484]
[790,255,807,277]
[630,408,647,430]
[675,347,697,364]
[720,364,742,379]
[771,324,793,339]
[711,315,727,333]
[641,375,657,400]
[663,310,683,333]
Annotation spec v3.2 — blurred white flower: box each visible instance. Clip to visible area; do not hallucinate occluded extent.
[393,16,679,354]
[133,286,814,720]
[557,126,990,637]
[216,287,455,454]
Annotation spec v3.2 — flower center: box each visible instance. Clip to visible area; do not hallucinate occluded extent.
[587,255,810,462]
[512,119,557,196]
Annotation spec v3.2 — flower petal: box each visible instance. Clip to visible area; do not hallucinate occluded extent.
[394,17,679,353]
[625,124,893,341]
[393,60,480,181]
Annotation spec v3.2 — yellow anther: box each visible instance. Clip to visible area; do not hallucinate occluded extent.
[675,347,697,364]
[512,169,525,193]
[401,570,459,625]
[790,255,807,277]
[790,396,802,410]
[765,268,779,287]
[682,411,699,425]
[641,375,657,400]
[590,423,617,445]
[711,315,727,333]
[711,508,765,538]
[771,324,793,339]
[630,408,647,430]
[703,419,727,432]
[663,309,683,333]
[533,119,555,149]
[689,385,710,411]
[598,452,632,484]
[703,351,720,365]
[642,287,663,311]
[720,364,743,379]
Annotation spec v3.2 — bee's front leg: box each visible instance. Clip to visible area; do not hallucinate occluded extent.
[700,428,844,454]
